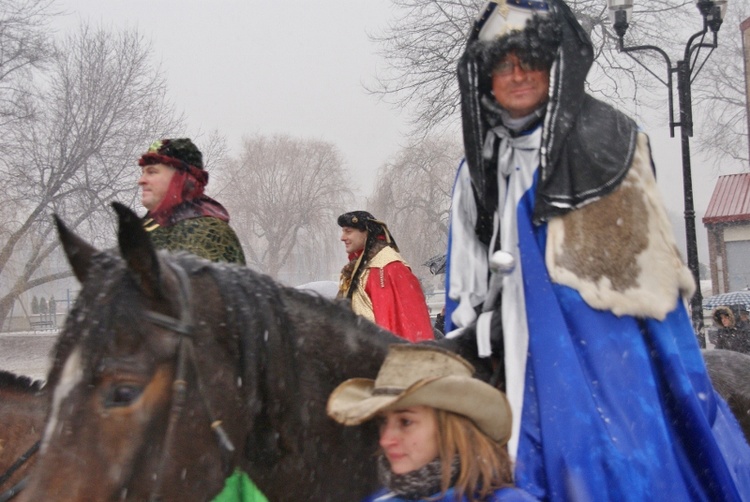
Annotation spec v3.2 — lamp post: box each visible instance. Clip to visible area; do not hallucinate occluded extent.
[607,0,728,347]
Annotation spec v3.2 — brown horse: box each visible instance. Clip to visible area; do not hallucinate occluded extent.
[0,370,46,498]
[18,203,486,502]
[703,349,750,443]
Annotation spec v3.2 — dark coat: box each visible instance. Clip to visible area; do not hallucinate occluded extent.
[713,306,750,354]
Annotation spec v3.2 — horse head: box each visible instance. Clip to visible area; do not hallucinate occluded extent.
[20,203,250,501]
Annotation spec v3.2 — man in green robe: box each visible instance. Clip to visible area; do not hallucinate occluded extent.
[137,138,246,264]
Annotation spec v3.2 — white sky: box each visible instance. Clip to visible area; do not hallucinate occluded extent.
[53,0,408,201]
[51,0,746,262]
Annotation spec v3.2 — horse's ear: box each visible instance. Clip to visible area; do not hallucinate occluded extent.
[54,213,98,283]
[111,202,162,298]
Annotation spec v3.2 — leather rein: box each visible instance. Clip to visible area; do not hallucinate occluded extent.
[143,262,235,501]
[0,441,38,502]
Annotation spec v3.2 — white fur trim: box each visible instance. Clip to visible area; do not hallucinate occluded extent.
[546,133,695,320]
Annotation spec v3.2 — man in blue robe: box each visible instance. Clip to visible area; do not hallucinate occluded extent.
[445,1,750,500]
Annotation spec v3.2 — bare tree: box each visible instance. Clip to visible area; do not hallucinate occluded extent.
[0,0,56,126]
[220,134,354,282]
[690,1,750,170]
[369,134,463,283]
[198,130,230,175]
[373,0,750,174]
[370,0,696,135]
[0,23,182,326]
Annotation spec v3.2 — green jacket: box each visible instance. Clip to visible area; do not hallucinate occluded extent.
[144,216,246,265]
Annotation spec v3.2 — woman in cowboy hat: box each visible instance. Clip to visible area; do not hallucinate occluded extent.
[327,344,535,502]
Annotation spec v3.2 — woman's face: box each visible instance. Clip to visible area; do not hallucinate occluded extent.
[721,313,732,327]
[378,405,439,475]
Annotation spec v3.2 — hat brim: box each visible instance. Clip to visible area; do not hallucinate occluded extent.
[327,375,511,443]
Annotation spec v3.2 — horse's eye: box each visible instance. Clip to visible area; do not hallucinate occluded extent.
[105,384,143,408]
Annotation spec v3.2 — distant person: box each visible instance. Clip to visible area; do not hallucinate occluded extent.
[434,306,446,336]
[138,138,246,264]
[327,344,535,501]
[48,296,57,326]
[713,306,750,354]
[740,307,750,324]
[337,211,433,342]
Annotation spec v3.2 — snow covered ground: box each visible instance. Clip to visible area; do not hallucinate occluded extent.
[0,331,57,381]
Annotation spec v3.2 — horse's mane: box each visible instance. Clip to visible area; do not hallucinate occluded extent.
[0,369,44,392]
[48,245,384,420]
[48,246,486,392]
[161,253,400,482]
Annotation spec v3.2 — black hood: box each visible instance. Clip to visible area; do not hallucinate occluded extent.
[458,0,638,223]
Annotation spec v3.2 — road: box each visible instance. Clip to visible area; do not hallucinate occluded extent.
[0,331,57,381]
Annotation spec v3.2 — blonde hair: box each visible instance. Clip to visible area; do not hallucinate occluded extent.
[435,409,514,502]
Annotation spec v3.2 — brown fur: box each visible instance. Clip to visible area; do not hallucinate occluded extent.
[546,133,695,319]
[554,173,648,292]
[713,306,736,327]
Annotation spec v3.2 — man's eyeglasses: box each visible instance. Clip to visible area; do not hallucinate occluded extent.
[492,59,536,76]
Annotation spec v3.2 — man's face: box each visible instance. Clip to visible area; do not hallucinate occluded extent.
[491,53,550,119]
[340,226,367,254]
[138,163,176,211]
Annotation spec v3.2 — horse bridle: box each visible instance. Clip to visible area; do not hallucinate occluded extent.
[0,441,38,502]
[0,262,235,502]
[141,262,235,502]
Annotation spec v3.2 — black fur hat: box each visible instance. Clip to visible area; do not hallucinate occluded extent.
[337,210,378,233]
[713,306,736,327]
[138,138,204,171]
[337,210,398,252]
[470,13,562,97]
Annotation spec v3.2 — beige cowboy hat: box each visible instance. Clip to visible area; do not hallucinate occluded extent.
[326,344,512,443]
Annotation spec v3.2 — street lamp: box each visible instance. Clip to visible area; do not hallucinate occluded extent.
[607,0,728,347]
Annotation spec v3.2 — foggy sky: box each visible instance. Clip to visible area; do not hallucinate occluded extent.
[51,0,745,263]
[53,0,408,202]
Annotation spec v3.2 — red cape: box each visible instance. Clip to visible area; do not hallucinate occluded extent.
[365,261,434,342]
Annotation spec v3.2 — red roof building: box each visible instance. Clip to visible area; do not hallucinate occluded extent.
[703,173,750,294]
